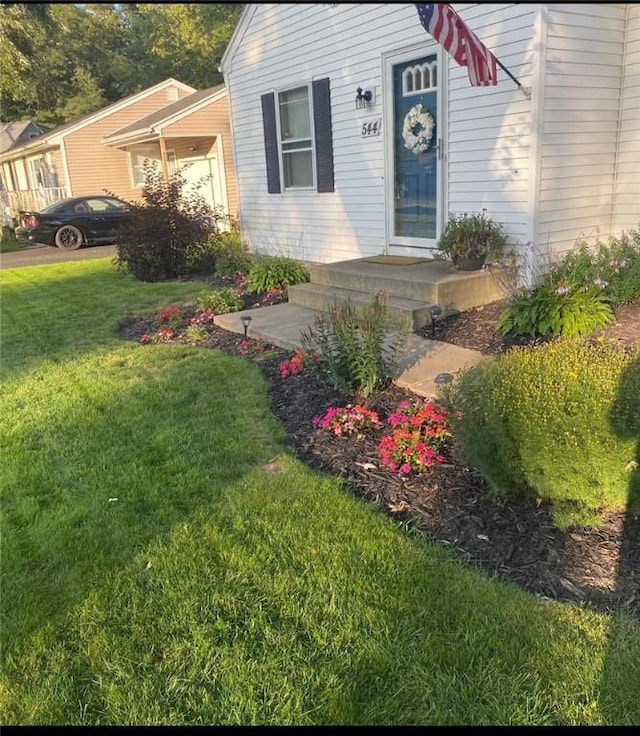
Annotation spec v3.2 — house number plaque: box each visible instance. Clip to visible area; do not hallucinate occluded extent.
[360,117,382,137]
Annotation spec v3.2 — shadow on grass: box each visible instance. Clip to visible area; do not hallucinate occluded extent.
[599,353,640,722]
[0,259,201,381]
[1,342,284,656]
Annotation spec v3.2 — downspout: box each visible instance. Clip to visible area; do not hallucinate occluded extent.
[610,3,630,237]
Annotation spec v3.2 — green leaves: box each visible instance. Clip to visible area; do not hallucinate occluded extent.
[246,257,310,295]
[1,3,243,126]
[300,293,411,399]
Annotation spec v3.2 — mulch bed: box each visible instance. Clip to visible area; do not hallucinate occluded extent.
[121,294,640,620]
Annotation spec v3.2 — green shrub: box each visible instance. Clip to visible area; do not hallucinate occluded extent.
[195,287,243,314]
[246,256,309,294]
[300,293,411,399]
[113,164,220,282]
[444,340,640,528]
[498,280,614,337]
[212,230,254,277]
[499,226,640,338]
[550,227,640,307]
[184,325,209,343]
[185,239,218,275]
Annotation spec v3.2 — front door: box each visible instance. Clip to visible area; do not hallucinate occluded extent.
[386,47,443,252]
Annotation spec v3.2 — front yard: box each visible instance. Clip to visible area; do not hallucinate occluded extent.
[1,258,638,726]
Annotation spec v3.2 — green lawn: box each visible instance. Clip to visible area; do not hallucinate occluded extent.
[1,259,638,726]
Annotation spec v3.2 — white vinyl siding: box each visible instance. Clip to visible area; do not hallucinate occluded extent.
[538,3,628,256]
[226,3,538,263]
[612,4,640,234]
[446,3,536,248]
[225,3,632,265]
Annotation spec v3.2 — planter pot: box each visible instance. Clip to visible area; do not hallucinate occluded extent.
[451,251,485,271]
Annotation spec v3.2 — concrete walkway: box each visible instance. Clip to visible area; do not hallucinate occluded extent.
[214,302,487,398]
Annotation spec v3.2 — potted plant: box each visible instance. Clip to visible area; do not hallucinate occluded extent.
[436,210,507,271]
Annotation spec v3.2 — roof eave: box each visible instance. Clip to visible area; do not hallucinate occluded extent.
[220,4,257,73]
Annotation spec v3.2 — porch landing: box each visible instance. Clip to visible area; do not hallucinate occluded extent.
[287,255,506,330]
[214,254,500,397]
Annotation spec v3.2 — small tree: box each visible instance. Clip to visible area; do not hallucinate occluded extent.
[113,162,219,282]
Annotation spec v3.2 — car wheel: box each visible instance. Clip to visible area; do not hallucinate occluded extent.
[54,225,84,250]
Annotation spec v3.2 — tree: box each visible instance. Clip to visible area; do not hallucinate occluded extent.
[115,3,244,90]
[0,3,244,126]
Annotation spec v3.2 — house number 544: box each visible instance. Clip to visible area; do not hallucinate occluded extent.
[360,117,382,137]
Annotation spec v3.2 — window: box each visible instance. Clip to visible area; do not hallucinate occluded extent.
[85,197,128,212]
[167,150,178,176]
[27,156,45,188]
[261,78,334,195]
[278,86,313,189]
[129,144,161,187]
[14,159,28,191]
[402,61,438,96]
[2,163,15,191]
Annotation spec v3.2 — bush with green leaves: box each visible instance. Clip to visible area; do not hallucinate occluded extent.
[195,287,243,315]
[497,280,614,337]
[113,163,222,282]
[548,227,640,307]
[444,340,640,529]
[246,256,309,294]
[499,226,640,338]
[213,230,255,277]
[300,293,411,399]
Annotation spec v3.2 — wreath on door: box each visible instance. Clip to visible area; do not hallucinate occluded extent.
[402,103,435,155]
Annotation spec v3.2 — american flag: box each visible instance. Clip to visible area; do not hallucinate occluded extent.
[415,3,498,87]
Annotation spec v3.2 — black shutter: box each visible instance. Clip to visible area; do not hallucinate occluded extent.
[312,77,335,193]
[261,92,281,194]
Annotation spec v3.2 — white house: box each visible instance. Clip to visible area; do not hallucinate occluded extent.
[221,3,639,280]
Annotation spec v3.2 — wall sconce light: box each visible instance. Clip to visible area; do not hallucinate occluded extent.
[428,304,442,338]
[240,314,252,339]
[355,87,373,110]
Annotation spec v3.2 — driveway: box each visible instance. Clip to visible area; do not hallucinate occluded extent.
[0,243,117,269]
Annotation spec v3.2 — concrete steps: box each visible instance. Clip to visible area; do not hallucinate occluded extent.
[286,282,431,330]
[287,256,505,330]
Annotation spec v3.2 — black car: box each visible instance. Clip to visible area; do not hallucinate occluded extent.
[15,195,132,250]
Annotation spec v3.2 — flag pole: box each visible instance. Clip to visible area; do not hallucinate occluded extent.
[495,58,531,100]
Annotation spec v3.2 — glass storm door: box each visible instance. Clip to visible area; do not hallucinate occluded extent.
[391,52,440,246]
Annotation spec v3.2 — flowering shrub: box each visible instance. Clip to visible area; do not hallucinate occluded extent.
[279,349,316,378]
[499,227,640,338]
[155,327,176,342]
[313,404,381,438]
[189,310,216,326]
[378,399,450,476]
[158,305,185,326]
[259,286,287,307]
[236,338,272,357]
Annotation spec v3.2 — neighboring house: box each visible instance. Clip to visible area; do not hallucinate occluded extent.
[0,121,50,157]
[101,84,237,220]
[221,3,640,280]
[0,78,238,227]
